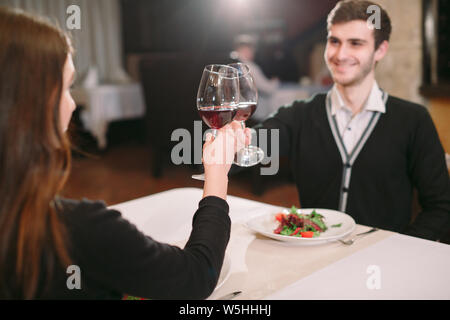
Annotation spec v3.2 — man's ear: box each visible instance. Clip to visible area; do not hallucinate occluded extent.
[374,40,389,62]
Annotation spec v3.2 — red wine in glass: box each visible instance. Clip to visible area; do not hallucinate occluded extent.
[198,106,238,129]
[192,64,240,181]
[233,102,257,122]
[228,62,264,167]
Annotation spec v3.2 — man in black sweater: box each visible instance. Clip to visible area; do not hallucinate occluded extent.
[250,0,450,241]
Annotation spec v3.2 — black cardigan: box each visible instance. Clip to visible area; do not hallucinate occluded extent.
[255,93,450,241]
[29,196,230,299]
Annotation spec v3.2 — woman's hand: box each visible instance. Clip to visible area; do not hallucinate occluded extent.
[202,121,251,200]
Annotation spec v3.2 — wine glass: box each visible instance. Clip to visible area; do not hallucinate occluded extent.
[192,64,239,181]
[229,63,264,167]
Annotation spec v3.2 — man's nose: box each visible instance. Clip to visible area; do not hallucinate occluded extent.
[334,43,349,61]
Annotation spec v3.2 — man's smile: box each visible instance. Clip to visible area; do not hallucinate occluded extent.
[331,60,358,73]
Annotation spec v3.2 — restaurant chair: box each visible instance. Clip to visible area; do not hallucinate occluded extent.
[139,53,202,177]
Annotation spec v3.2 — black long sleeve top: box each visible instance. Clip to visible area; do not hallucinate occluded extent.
[34,196,230,299]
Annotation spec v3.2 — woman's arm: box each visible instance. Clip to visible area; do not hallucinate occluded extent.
[202,122,250,200]
[63,197,230,300]
[61,124,249,299]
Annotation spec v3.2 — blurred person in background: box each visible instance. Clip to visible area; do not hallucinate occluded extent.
[230,34,280,120]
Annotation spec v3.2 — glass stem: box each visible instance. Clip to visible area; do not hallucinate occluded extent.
[240,121,250,153]
[212,129,218,140]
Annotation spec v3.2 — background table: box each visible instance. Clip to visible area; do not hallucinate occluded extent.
[110,187,450,300]
[255,83,330,120]
[71,83,145,149]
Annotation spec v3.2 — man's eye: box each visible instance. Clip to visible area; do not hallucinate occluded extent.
[351,42,362,46]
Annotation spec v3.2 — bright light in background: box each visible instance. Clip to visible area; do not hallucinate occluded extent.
[231,0,252,10]
[219,0,256,25]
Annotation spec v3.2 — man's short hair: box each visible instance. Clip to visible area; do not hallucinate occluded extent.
[327,0,392,49]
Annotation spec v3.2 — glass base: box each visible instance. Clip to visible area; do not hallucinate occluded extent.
[233,146,264,167]
[191,173,205,181]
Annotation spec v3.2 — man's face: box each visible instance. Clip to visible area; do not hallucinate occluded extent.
[238,45,255,62]
[325,20,384,87]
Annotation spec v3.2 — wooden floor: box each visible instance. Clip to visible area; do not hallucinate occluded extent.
[61,138,300,208]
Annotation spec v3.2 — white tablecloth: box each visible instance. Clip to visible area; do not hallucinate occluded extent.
[110,187,450,299]
[71,83,145,149]
[266,233,450,300]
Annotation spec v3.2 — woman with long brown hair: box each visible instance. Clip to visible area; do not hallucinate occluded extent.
[0,7,246,299]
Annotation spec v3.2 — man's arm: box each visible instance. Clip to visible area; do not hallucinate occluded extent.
[254,104,296,158]
[404,108,450,241]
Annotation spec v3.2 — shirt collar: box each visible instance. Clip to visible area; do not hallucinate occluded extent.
[330,81,386,115]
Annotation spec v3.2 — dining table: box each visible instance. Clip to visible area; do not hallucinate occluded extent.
[71,82,145,149]
[109,187,450,300]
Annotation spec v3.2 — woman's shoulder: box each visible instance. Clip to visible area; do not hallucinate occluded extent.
[55,197,122,225]
[55,197,147,251]
[56,197,111,212]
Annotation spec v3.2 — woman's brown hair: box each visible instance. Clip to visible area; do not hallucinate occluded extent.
[0,7,72,299]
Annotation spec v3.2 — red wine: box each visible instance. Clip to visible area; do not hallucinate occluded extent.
[233,103,257,121]
[198,106,237,129]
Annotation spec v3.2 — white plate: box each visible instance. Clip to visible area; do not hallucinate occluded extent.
[215,253,231,290]
[245,208,356,245]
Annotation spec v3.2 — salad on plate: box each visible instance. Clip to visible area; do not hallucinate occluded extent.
[273,206,341,238]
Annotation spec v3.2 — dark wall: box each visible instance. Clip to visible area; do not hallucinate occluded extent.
[121,0,238,53]
[120,0,338,80]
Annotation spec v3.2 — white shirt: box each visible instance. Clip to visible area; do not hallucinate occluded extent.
[330,82,386,154]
